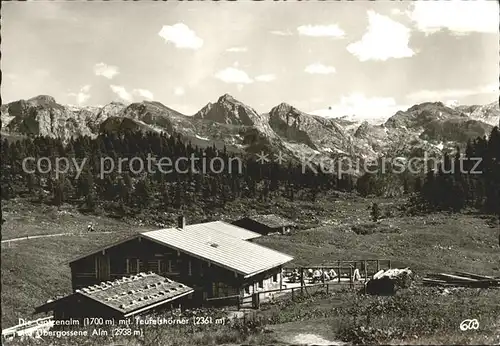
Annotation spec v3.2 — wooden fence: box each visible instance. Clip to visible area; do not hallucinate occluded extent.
[205,279,364,310]
[283,259,392,282]
[204,259,391,310]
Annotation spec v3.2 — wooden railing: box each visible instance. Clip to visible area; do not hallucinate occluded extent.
[283,259,391,279]
[204,280,364,310]
[203,259,392,310]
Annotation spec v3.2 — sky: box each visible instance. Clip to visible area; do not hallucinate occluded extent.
[2,1,499,122]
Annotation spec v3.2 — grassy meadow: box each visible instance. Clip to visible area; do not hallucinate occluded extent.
[1,194,499,344]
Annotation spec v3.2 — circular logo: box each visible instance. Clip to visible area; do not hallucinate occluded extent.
[460,319,479,331]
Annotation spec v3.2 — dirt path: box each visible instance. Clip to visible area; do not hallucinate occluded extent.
[1,231,113,243]
[224,311,345,345]
[267,319,345,345]
[292,333,344,345]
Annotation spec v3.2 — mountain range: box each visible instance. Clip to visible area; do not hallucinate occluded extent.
[1,94,499,166]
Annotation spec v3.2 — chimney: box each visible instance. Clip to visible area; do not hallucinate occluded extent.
[177,215,186,229]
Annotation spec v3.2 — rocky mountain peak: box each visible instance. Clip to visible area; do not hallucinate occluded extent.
[2,94,498,165]
[218,93,236,103]
[354,121,371,137]
[109,101,126,107]
[456,100,500,127]
[194,94,262,126]
[270,102,298,116]
[27,95,57,106]
[267,101,353,154]
[385,101,465,129]
[94,102,127,123]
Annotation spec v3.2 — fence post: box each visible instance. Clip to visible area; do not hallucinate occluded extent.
[388,260,392,269]
[376,260,380,272]
[280,268,283,290]
[300,268,304,294]
[291,287,294,301]
[349,267,353,289]
[364,260,368,282]
[338,261,341,283]
[237,296,240,310]
[326,283,329,295]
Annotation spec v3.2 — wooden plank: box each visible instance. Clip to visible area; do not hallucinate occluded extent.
[205,280,356,302]
[423,278,500,287]
[74,274,97,278]
[422,279,450,286]
[435,273,478,282]
[422,281,456,287]
[422,278,447,283]
[444,279,499,284]
[453,271,496,280]
[205,294,240,301]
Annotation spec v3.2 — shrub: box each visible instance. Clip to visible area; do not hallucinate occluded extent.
[351,222,401,235]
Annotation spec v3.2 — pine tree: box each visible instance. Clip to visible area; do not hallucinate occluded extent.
[371,202,381,222]
[422,169,437,209]
[262,181,270,201]
[26,174,35,194]
[403,177,409,195]
[1,182,14,200]
[356,173,375,197]
[101,176,117,201]
[173,182,183,209]
[161,184,170,209]
[76,171,88,198]
[85,190,96,211]
[52,179,64,207]
[414,176,422,193]
[116,178,131,205]
[134,179,152,208]
[310,184,319,202]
